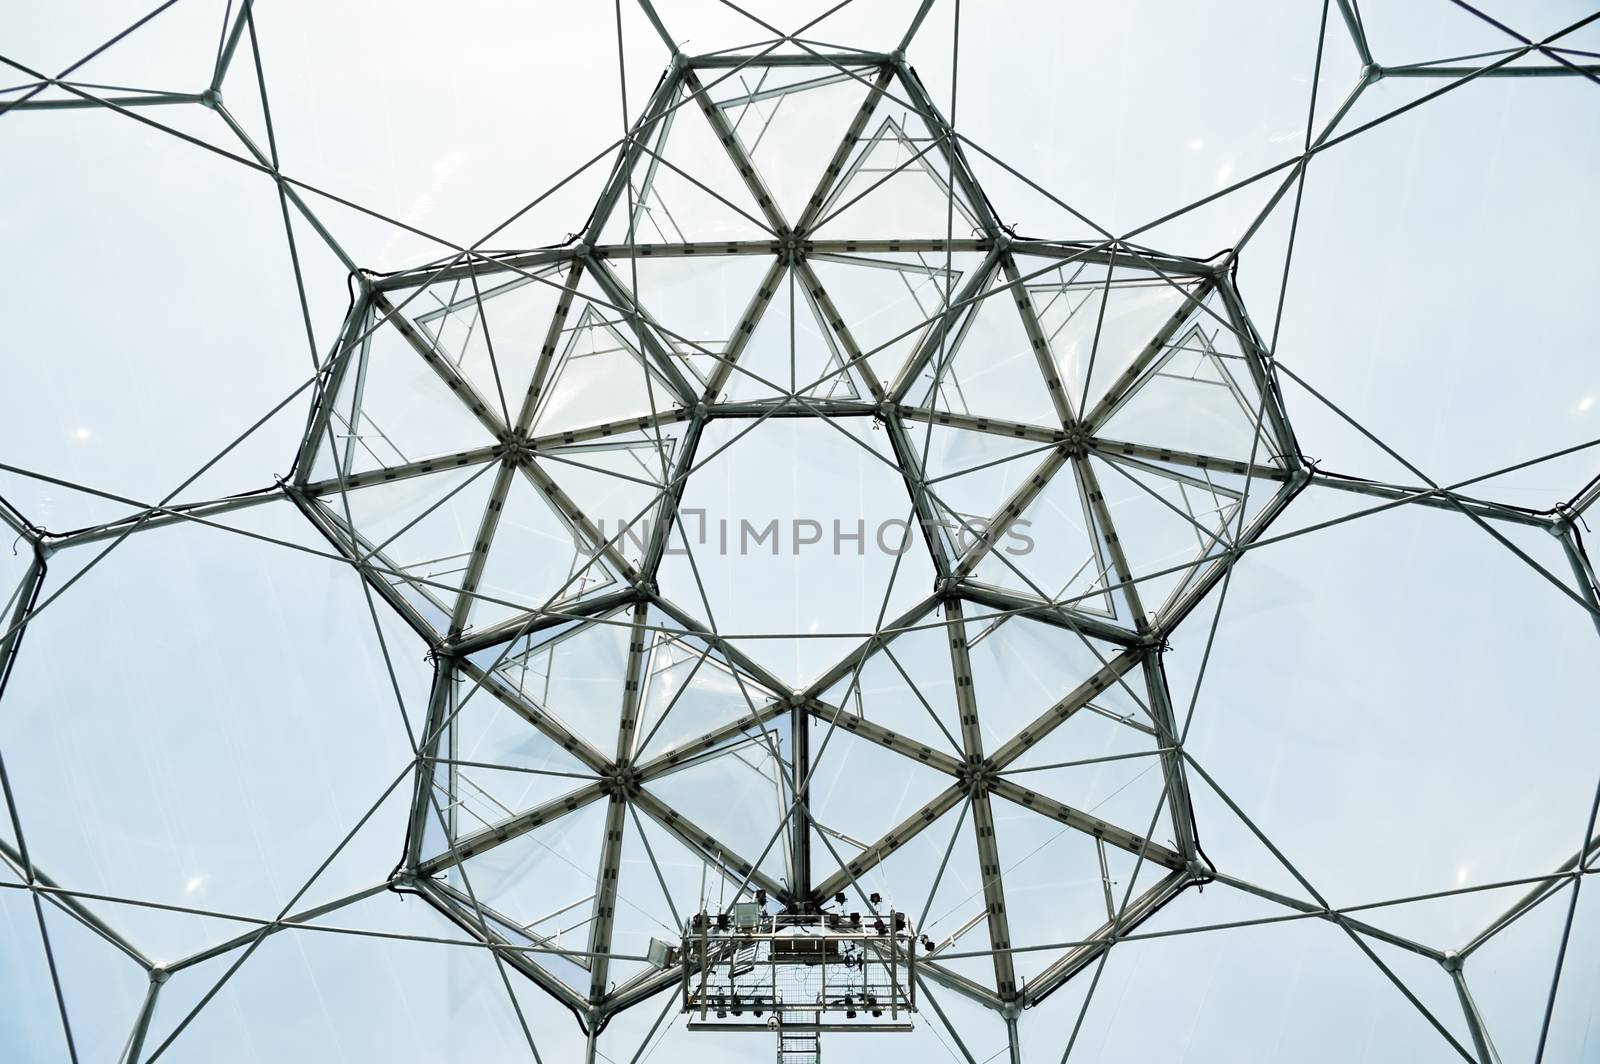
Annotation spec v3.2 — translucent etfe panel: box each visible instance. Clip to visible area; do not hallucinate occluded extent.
[0,500,425,962]
[488,610,632,756]
[999,682,1171,841]
[1087,454,1281,625]
[0,105,349,533]
[211,2,664,265]
[962,614,1130,754]
[912,268,1062,428]
[310,303,501,482]
[912,420,1053,558]
[810,82,981,241]
[819,604,963,757]
[806,715,954,847]
[712,65,880,225]
[314,458,503,636]
[405,263,570,416]
[1258,74,1600,507]
[606,806,733,988]
[436,666,599,830]
[0,887,148,1064]
[965,457,1117,620]
[930,1,1363,252]
[720,264,867,403]
[141,892,591,1063]
[989,799,1164,986]
[437,798,611,988]
[634,618,782,763]
[1017,256,1203,416]
[1469,879,1600,1064]
[626,252,775,382]
[1097,315,1275,465]
[1018,882,1475,1063]
[840,798,995,991]
[1164,486,1600,947]
[463,464,627,633]
[605,80,775,245]
[531,293,686,438]
[644,732,793,888]
[807,251,980,391]
[658,416,938,688]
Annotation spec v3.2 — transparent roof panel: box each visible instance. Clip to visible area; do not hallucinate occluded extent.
[2,3,1596,1061]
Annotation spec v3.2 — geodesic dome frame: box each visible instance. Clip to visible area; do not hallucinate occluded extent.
[2,2,1599,1063]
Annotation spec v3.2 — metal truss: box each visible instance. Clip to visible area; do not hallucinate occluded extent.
[2,1,1599,1063]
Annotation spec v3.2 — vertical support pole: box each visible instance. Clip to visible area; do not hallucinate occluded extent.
[791,693,812,902]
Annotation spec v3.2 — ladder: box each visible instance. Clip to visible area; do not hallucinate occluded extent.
[776,1010,820,1064]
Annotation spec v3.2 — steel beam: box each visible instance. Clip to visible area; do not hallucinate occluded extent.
[811,783,967,907]
[890,61,1001,240]
[794,255,884,402]
[985,649,1146,768]
[942,599,1019,1000]
[413,877,592,1016]
[699,257,786,402]
[1212,872,1447,963]
[587,602,650,1001]
[286,487,443,646]
[1380,62,1600,78]
[1021,869,1188,1005]
[949,446,1070,582]
[629,787,790,903]
[447,460,519,636]
[1309,472,1559,529]
[1139,655,1199,862]
[888,248,1002,403]
[299,445,505,498]
[581,255,699,404]
[795,65,896,233]
[690,52,895,68]
[517,456,641,583]
[405,668,456,869]
[1212,274,1301,465]
[440,587,638,656]
[999,252,1074,424]
[1089,437,1287,482]
[807,701,967,778]
[293,291,370,485]
[418,780,611,876]
[680,67,786,231]
[1077,453,1151,628]
[455,660,615,774]
[369,291,509,439]
[1082,277,1215,429]
[1449,965,1500,1064]
[987,779,1185,872]
[582,66,686,249]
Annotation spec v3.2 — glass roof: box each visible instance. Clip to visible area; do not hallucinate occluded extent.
[2,2,1597,1062]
